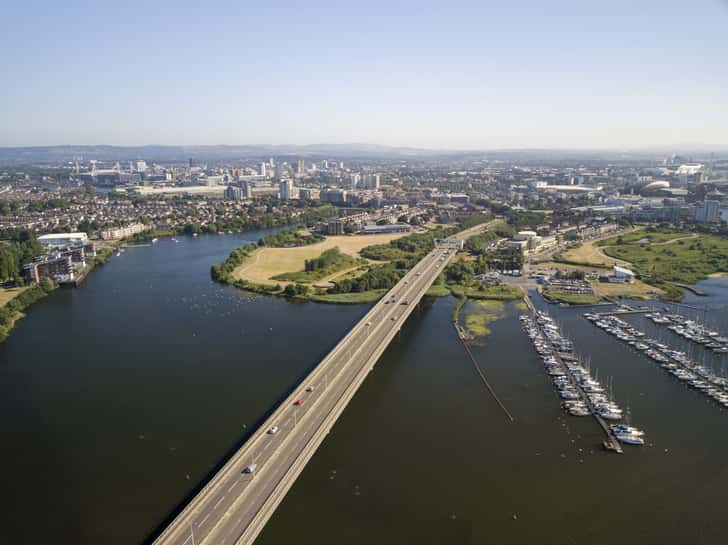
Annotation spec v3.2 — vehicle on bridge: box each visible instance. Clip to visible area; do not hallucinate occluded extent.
[268,426,279,434]
[242,464,257,474]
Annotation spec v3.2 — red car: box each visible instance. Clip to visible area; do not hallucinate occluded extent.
[294,399,303,406]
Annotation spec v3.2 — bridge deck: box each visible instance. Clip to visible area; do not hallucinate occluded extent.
[153,246,458,545]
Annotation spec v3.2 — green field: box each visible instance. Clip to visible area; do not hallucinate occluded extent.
[0,286,28,307]
[449,284,523,301]
[600,232,728,285]
[542,290,601,305]
[272,248,365,283]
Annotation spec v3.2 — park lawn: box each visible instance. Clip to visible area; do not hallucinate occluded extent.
[272,253,365,283]
[601,234,728,285]
[0,286,29,307]
[558,239,631,267]
[597,229,691,247]
[233,233,408,285]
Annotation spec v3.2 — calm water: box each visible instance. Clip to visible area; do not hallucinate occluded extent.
[2,234,728,545]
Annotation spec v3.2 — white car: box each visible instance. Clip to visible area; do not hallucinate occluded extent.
[391,315,399,321]
[243,464,257,474]
[416,272,422,276]
[268,426,279,434]
[306,385,315,392]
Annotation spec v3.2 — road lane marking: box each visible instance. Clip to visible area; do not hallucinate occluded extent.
[213,495,226,511]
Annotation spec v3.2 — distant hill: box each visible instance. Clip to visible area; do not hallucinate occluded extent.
[0,144,725,165]
[0,144,469,165]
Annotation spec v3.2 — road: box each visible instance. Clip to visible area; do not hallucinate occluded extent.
[153,242,461,545]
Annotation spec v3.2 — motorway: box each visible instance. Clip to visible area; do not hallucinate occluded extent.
[153,241,461,545]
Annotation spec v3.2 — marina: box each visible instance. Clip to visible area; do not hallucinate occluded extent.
[584,313,728,410]
[521,310,646,452]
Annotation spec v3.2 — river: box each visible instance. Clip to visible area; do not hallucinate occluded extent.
[2,232,728,545]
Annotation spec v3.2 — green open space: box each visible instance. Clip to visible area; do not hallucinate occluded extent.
[272,248,366,283]
[600,230,728,286]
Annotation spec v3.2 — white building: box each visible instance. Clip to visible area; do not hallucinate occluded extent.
[611,265,635,283]
[38,232,89,248]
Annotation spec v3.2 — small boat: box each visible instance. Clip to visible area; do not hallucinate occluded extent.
[615,432,645,445]
[152,237,159,243]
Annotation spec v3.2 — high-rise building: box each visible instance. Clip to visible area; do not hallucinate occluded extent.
[240,180,252,199]
[224,185,244,200]
[364,174,380,190]
[279,179,294,200]
[320,188,347,204]
[260,162,267,177]
[135,160,148,173]
[694,200,720,223]
[296,159,305,175]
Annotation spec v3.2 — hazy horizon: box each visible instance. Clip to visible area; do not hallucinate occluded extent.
[2,0,727,149]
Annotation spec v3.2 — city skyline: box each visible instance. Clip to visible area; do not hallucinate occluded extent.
[2,0,728,149]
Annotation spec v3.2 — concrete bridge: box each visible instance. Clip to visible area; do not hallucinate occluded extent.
[153,243,461,545]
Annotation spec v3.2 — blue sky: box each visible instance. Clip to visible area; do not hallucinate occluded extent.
[2,0,727,149]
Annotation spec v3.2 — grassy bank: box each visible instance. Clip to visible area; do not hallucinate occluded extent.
[309,289,387,304]
[542,289,601,305]
[123,228,176,243]
[449,284,523,301]
[0,279,57,342]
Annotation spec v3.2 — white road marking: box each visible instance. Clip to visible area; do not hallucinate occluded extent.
[213,495,226,511]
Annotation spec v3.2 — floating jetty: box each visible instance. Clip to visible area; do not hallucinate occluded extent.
[641,311,728,354]
[521,310,647,452]
[584,313,728,409]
